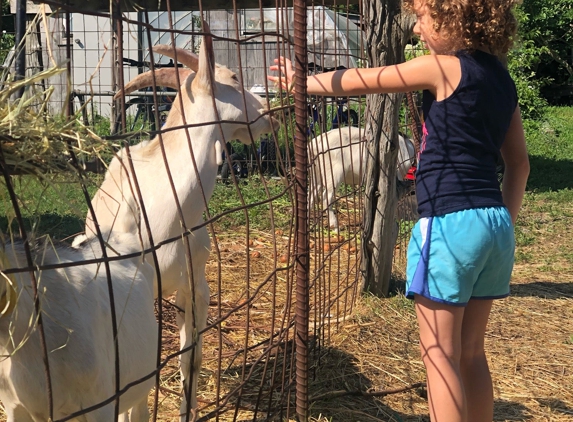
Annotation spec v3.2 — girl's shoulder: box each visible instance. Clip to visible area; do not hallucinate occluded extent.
[411,53,461,71]
[407,54,461,101]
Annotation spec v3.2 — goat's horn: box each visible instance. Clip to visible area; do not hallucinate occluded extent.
[152,44,204,72]
[114,68,193,100]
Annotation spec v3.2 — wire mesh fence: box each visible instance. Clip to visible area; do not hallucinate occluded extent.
[0,1,423,420]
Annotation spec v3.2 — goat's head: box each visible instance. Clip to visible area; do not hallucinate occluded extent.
[116,20,279,145]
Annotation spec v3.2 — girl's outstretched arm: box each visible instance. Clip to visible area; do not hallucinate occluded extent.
[268,55,461,100]
[500,106,530,225]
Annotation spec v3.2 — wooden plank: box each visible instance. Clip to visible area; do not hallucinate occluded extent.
[32,0,359,13]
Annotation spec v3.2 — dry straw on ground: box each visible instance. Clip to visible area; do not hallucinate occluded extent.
[131,235,573,421]
[137,208,573,422]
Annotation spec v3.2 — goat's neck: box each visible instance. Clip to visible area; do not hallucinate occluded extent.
[146,120,221,205]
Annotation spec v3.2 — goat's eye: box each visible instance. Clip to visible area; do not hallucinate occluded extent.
[232,74,239,82]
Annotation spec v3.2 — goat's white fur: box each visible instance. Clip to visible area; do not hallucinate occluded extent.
[0,232,157,422]
[76,21,277,419]
[309,127,415,230]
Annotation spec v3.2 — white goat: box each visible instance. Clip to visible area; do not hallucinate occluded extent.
[0,232,157,422]
[309,127,415,230]
[76,21,277,418]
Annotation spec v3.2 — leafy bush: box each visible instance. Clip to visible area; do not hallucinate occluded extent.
[0,0,14,66]
[0,32,14,65]
[510,0,573,110]
[508,41,549,121]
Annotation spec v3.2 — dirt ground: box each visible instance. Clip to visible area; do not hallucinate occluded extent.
[304,273,573,421]
[0,199,571,421]
[149,209,573,422]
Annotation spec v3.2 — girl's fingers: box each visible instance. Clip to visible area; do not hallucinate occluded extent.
[267,76,291,92]
[268,56,295,92]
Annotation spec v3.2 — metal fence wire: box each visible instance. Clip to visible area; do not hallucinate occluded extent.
[0,0,422,420]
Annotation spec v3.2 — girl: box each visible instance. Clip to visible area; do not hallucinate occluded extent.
[269,1,530,421]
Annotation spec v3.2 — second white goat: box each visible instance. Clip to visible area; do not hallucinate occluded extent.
[309,127,415,230]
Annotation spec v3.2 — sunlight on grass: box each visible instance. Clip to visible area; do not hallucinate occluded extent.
[0,173,102,240]
[207,176,294,231]
[511,107,573,271]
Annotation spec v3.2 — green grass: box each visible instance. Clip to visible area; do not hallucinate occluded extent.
[0,174,101,241]
[0,172,295,240]
[524,106,573,194]
[512,106,573,269]
[208,176,295,231]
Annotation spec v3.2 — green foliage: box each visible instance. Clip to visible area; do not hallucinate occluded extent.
[0,32,14,65]
[511,0,573,107]
[0,0,14,65]
[508,39,549,120]
[1,0,9,16]
[525,107,573,159]
[523,106,573,193]
[92,113,111,137]
[331,4,360,15]
[404,43,428,61]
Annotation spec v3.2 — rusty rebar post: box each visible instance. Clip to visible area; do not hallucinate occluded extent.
[293,1,309,421]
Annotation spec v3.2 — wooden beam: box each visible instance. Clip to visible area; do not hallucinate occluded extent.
[33,0,359,13]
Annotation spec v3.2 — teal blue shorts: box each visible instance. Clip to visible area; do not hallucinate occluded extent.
[406,206,515,306]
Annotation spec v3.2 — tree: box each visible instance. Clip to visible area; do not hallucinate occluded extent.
[360,0,414,296]
[509,0,573,110]
[1,0,15,65]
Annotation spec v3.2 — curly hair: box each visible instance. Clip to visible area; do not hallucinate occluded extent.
[403,0,519,57]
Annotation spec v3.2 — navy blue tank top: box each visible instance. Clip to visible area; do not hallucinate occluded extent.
[416,50,518,217]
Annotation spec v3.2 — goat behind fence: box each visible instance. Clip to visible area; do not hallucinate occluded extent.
[0,232,157,421]
[0,2,426,420]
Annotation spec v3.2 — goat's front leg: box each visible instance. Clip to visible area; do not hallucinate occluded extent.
[79,405,115,422]
[122,397,150,422]
[176,276,209,421]
[323,186,339,231]
[4,406,34,422]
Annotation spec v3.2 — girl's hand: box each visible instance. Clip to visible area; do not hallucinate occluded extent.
[268,57,296,94]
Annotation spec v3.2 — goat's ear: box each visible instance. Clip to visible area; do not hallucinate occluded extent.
[192,19,216,95]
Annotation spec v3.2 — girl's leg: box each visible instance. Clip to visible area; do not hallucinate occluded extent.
[415,294,466,422]
[460,299,494,422]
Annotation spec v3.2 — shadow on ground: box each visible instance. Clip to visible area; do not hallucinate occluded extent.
[307,348,534,422]
[0,214,84,241]
[206,340,535,422]
[511,281,573,300]
[534,398,573,418]
[526,156,573,192]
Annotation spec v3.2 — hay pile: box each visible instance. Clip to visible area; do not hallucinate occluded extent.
[0,68,112,176]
